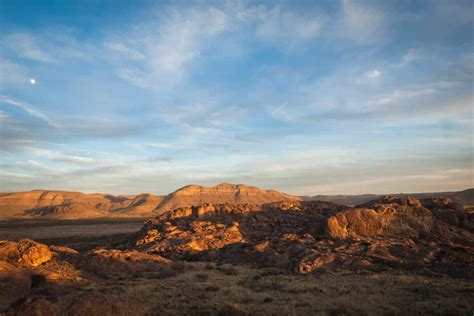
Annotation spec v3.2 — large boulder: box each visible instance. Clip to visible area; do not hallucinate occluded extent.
[0,240,52,267]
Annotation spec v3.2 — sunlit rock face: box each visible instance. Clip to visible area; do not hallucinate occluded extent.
[130,197,474,277]
[0,239,53,267]
[325,197,434,239]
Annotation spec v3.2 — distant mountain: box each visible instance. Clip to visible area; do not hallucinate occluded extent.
[1,185,471,220]
[156,183,299,213]
[302,188,474,206]
[451,188,474,206]
[0,190,165,219]
[0,183,300,220]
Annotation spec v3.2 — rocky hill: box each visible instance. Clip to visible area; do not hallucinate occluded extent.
[0,184,299,220]
[303,188,474,206]
[156,183,299,213]
[132,196,474,277]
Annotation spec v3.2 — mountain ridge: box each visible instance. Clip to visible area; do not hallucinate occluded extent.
[0,183,300,220]
[1,185,472,220]
[303,188,474,206]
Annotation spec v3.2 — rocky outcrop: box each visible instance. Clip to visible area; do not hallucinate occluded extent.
[0,242,159,314]
[130,197,474,278]
[325,196,434,239]
[0,240,53,267]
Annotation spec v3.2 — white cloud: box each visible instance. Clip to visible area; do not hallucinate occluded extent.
[399,48,422,67]
[371,87,435,108]
[253,5,324,41]
[4,33,52,62]
[1,96,57,127]
[108,6,228,88]
[365,69,381,79]
[105,42,145,60]
[25,147,101,165]
[336,0,386,44]
[0,171,37,179]
[0,59,29,86]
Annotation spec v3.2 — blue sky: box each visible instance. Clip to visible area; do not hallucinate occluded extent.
[0,0,472,195]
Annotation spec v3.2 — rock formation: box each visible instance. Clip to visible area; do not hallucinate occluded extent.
[0,239,53,267]
[131,197,474,278]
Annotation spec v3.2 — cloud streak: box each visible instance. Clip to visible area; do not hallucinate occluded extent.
[1,97,57,127]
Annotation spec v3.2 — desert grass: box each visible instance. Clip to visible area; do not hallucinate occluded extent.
[81,261,474,315]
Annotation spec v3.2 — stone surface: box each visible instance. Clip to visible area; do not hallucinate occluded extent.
[130,197,474,278]
[0,239,53,267]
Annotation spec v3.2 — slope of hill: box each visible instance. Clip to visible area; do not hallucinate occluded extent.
[155,183,300,213]
[451,188,474,206]
[0,183,300,220]
[0,190,166,219]
[303,188,474,206]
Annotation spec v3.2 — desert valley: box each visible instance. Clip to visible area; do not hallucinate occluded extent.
[0,184,473,315]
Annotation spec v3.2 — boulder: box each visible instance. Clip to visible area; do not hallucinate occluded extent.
[0,240,52,267]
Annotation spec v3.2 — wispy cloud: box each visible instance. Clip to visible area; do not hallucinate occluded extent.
[335,0,387,44]
[398,48,422,67]
[1,96,57,127]
[27,148,98,165]
[3,33,52,62]
[0,58,30,86]
[250,5,325,41]
[108,6,228,88]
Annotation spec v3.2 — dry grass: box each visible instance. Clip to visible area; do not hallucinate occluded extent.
[83,261,474,315]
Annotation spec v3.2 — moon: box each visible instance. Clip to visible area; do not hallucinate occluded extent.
[30,78,36,85]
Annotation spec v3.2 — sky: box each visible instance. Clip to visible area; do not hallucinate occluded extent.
[0,0,473,195]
